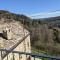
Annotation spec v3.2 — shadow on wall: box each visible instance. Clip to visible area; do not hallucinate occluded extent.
[0,33,7,39]
[0,33,3,38]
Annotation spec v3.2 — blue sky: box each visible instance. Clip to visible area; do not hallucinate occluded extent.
[0,0,60,18]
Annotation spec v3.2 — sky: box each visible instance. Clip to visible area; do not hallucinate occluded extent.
[0,0,60,18]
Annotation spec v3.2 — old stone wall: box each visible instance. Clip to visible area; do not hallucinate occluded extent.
[2,34,31,60]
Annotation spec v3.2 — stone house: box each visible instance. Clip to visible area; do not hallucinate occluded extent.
[0,20,31,60]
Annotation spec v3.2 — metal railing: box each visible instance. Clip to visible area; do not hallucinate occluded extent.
[0,49,60,60]
[1,33,30,59]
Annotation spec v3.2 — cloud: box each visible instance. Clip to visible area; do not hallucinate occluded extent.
[30,11,60,19]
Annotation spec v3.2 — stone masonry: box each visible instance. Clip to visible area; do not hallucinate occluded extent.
[0,20,31,60]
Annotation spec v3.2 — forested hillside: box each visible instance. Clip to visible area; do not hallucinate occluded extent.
[1,10,60,55]
[31,16,60,55]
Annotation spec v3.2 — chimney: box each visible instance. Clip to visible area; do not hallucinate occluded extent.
[3,28,12,40]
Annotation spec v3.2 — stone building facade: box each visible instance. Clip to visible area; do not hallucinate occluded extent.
[0,20,31,60]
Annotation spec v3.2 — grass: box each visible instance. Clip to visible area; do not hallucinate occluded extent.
[32,47,48,54]
[32,47,49,60]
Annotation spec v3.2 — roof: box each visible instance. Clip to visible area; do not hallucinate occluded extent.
[0,21,29,50]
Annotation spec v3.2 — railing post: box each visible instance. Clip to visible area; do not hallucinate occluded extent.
[12,53,15,60]
[26,54,27,60]
[0,51,3,60]
[19,53,20,60]
[7,55,8,60]
[34,56,35,60]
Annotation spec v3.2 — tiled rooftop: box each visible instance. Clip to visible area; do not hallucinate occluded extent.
[0,21,29,50]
